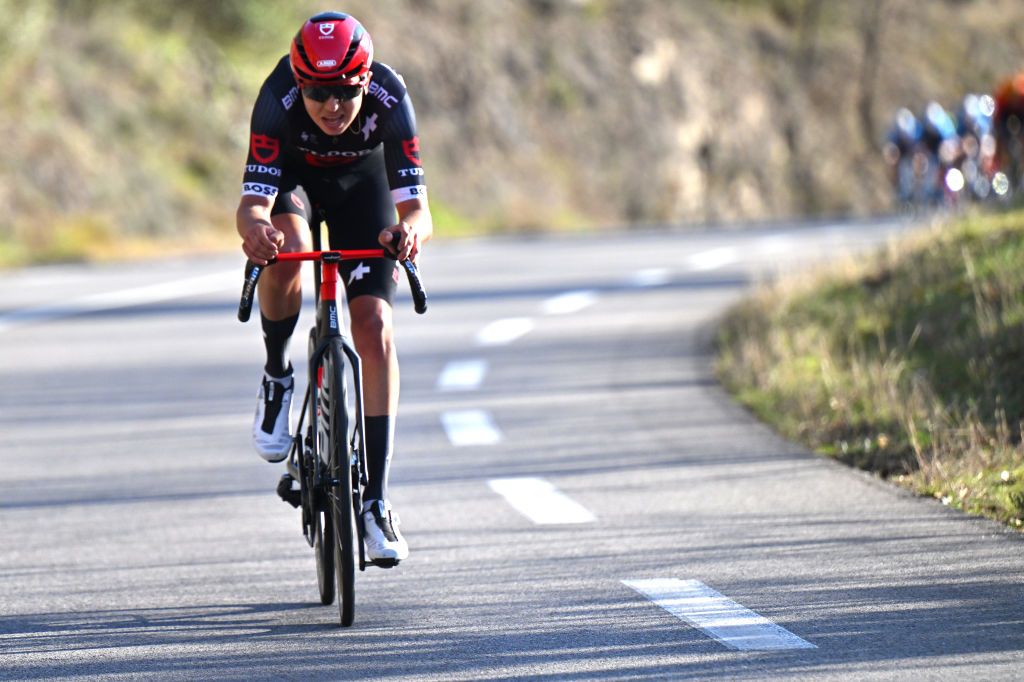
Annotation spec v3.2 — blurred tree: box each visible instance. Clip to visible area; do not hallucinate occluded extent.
[858,0,885,148]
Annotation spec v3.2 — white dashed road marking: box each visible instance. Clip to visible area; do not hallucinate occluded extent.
[437,359,488,391]
[630,268,672,287]
[686,247,737,272]
[475,317,535,346]
[542,290,598,315]
[622,578,817,651]
[488,477,597,524]
[441,410,503,446]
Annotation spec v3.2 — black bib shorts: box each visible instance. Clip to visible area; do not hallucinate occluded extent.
[270,148,399,304]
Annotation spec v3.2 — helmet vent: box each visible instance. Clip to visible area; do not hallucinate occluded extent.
[310,11,349,22]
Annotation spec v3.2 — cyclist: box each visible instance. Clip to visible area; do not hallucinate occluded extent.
[993,71,1024,194]
[236,11,431,562]
[919,101,959,205]
[882,107,923,205]
[954,93,996,200]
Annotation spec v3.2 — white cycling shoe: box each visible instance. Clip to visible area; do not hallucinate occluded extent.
[363,499,409,562]
[252,372,294,463]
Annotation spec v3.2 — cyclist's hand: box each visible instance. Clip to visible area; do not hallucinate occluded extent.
[379,221,420,262]
[242,221,284,265]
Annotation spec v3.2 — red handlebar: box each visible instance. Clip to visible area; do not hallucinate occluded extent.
[272,249,386,262]
[238,248,427,321]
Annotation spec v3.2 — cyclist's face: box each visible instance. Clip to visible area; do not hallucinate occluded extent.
[302,88,364,136]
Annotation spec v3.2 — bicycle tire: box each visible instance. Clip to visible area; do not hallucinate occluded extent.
[322,339,357,626]
[314,508,335,605]
[310,328,337,607]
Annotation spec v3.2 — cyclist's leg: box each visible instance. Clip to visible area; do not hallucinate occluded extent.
[346,290,405,561]
[252,182,312,461]
[349,294,398,494]
[318,154,407,560]
[260,185,312,368]
[324,176,400,498]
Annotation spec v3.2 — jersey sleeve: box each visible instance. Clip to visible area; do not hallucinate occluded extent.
[381,93,427,205]
[241,83,288,199]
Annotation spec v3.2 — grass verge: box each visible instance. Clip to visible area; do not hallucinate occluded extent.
[715,208,1024,529]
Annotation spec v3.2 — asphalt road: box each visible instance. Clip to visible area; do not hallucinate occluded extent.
[2,219,1022,680]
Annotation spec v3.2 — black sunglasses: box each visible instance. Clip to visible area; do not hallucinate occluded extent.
[301,83,363,102]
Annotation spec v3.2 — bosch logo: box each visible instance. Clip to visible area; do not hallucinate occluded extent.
[242,182,278,197]
[246,164,282,177]
[319,23,335,36]
[316,59,337,68]
[392,185,427,203]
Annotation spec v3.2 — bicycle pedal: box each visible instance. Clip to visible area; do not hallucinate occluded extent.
[276,474,301,508]
[370,558,399,569]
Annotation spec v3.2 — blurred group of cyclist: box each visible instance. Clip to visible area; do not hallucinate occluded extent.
[882,71,1024,210]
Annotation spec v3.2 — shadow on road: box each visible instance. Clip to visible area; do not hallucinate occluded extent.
[2,562,1022,680]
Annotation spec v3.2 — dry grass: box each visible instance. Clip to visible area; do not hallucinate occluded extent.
[716,208,1024,529]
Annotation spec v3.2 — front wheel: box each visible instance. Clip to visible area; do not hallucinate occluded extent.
[322,339,357,626]
[314,508,335,605]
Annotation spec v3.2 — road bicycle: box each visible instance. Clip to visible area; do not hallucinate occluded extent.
[237,237,426,627]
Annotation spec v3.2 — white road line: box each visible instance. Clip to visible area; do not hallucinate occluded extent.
[622,579,817,651]
[686,247,737,272]
[0,269,239,333]
[757,234,796,255]
[488,477,596,524]
[630,268,671,287]
[437,359,488,391]
[475,317,534,346]
[441,410,502,446]
[5,271,91,288]
[542,290,598,315]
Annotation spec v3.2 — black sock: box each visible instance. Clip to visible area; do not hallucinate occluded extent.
[261,312,299,378]
[363,415,394,503]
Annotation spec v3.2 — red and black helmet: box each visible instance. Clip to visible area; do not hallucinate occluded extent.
[290,12,373,87]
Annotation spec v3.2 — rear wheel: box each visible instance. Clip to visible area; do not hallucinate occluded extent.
[322,340,357,626]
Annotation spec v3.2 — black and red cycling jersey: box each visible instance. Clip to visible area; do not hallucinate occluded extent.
[241,56,426,205]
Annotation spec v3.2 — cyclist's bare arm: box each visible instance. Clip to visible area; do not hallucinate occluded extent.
[380,197,432,263]
[237,194,284,265]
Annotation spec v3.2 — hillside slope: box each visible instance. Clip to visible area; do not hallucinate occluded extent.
[2,0,1023,262]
